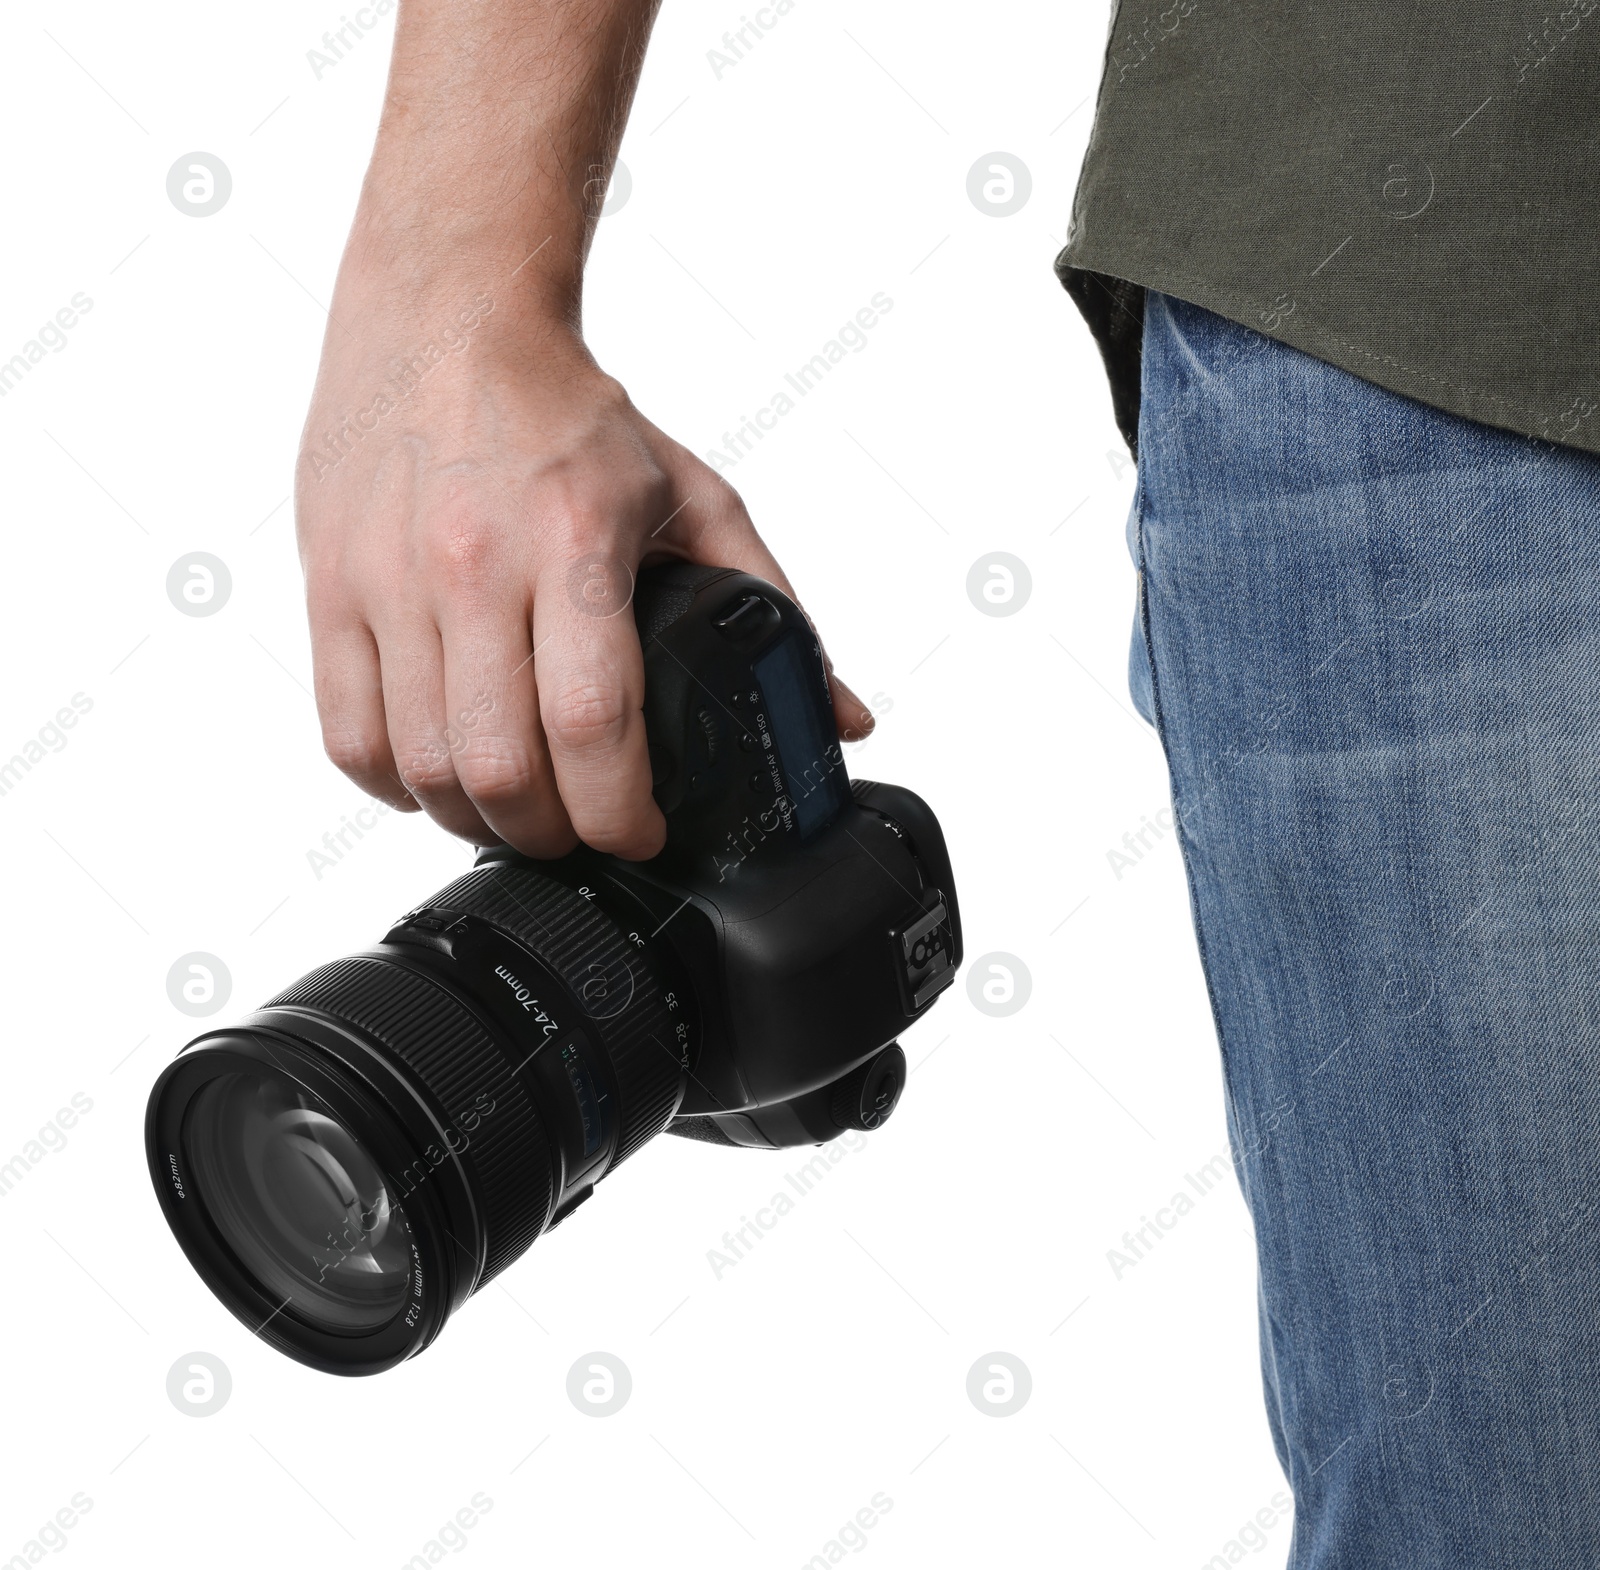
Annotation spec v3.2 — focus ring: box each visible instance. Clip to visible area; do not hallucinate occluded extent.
[264,955,554,1289]
[426,863,683,1166]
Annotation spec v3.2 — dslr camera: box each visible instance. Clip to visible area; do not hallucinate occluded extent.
[146,564,962,1374]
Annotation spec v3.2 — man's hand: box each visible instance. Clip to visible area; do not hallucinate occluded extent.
[295,0,870,861]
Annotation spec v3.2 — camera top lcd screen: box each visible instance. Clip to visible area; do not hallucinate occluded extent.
[753,633,849,840]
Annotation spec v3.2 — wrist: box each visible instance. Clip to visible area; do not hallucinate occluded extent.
[346,125,595,322]
[337,190,585,335]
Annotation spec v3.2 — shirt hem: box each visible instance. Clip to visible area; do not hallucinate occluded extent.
[1055,245,1600,463]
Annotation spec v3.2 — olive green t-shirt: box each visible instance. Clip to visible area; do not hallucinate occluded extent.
[1058,0,1600,456]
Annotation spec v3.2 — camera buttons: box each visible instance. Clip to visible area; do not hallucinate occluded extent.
[711,592,782,644]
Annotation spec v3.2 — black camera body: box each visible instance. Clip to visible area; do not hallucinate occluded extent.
[146,564,961,1373]
[565,562,959,1130]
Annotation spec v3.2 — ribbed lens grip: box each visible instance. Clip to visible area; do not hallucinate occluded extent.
[425,862,683,1166]
[265,955,554,1289]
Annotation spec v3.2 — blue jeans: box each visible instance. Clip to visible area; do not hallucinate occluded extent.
[1133,293,1600,1568]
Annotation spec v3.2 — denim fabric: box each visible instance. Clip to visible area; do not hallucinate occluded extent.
[1132,292,1600,1568]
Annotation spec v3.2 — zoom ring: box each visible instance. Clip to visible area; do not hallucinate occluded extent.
[265,956,554,1289]
[424,863,683,1167]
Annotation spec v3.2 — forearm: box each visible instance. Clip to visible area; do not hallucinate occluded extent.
[347,0,663,325]
[297,0,871,863]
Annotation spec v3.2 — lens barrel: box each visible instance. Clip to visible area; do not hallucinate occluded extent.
[147,856,684,1375]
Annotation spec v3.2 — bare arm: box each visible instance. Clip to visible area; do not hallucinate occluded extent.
[297,0,870,860]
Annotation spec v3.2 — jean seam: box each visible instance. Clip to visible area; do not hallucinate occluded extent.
[1131,438,1301,1510]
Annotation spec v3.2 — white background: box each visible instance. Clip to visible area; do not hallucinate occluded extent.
[0,0,1289,1565]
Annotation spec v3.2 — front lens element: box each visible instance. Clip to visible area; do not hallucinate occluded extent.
[182,1072,413,1333]
[148,854,683,1373]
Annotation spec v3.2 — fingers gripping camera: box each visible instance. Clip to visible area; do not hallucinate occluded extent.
[145,564,962,1373]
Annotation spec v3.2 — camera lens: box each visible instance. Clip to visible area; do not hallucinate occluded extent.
[146,856,686,1375]
[182,1072,414,1333]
